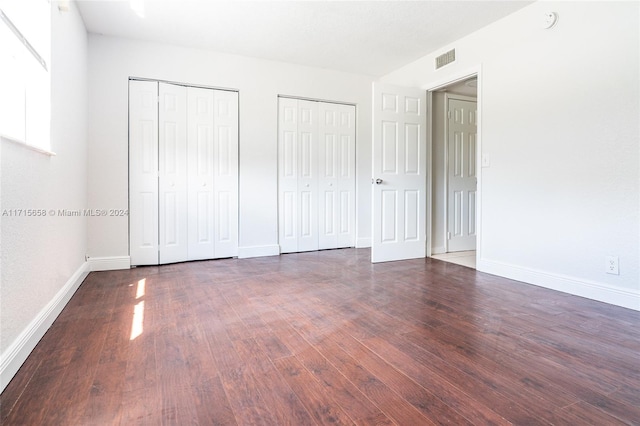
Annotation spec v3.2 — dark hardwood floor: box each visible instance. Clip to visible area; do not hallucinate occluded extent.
[2,248,639,425]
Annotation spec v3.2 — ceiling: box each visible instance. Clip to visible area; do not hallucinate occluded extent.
[76,0,532,77]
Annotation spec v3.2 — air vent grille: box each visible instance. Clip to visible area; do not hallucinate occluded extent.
[435,49,456,69]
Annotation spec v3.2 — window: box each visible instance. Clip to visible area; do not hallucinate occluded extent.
[0,0,51,152]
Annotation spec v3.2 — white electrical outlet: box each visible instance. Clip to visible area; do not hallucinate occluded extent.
[605,256,619,275]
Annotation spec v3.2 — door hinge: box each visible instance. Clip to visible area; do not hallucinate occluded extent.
[447,110,452,119]
[447,232,451,240]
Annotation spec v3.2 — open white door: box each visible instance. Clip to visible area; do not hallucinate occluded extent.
[446,97,477,252]
[372,83,427,263]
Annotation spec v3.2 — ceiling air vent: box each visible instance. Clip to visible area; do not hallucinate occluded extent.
[435,49,456,69]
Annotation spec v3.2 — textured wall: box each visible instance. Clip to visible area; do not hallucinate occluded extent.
[1,2,88,353]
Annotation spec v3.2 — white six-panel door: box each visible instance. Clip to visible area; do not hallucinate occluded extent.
[129,80,238,266]
[278,98,319,253]
[278,97,355,254]
[130,80,160,265]
[447,97,477,252]
[186,87,239,260]
[372,83,427,263]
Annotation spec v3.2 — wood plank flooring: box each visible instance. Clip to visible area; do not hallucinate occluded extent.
[1,248,639,425]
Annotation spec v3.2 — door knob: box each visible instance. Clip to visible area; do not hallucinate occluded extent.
[373,178,383,185]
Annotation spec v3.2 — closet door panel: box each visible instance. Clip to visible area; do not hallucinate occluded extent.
[213,90,239,258]
[296,100,319,252]
[336,104,356,248]
[129,80,159,266]
[278,97,299,253]
[187,87,215,260]
[159,83,188,264]
[319,102,356,249]
[318,104,338,249]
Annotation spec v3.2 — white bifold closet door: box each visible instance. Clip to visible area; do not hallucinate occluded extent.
[129,80,238,266]
[278,97,356,253]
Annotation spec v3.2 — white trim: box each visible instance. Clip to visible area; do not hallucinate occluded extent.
[237,244,280,259]
[356,237,371,248]
[87,256,131,271]
[129,76,239,94]
[0,262,89,393]
[431,245,446,255]
[478,259,640,312]
[426,90,433,257]
[445,93,477,103]
[422,66,481,92]
[277,94,356,107]
[1,135,56,156]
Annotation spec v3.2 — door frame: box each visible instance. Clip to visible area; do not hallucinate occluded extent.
[425,67,482,262]
[443,93,478,253]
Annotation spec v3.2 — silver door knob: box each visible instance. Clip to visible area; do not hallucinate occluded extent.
[373,178,383,185]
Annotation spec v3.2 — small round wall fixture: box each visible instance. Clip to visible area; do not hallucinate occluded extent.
[542,12,558,29]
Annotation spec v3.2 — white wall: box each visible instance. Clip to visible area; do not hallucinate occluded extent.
[86,35,373,261]
[1,0,88,380]
[384,1,640,310]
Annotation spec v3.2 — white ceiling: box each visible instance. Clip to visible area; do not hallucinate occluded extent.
[76,0,532,77]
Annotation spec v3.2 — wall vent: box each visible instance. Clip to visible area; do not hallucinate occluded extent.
[435,49,456,69]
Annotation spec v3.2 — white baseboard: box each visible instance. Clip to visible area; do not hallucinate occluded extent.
[0,262,89,393]
[87,256,131,271]
[355,238,371,248]
[237,245,280,259]
[478,259,640,312]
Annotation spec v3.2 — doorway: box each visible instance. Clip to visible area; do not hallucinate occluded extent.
[429,75,478,268]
